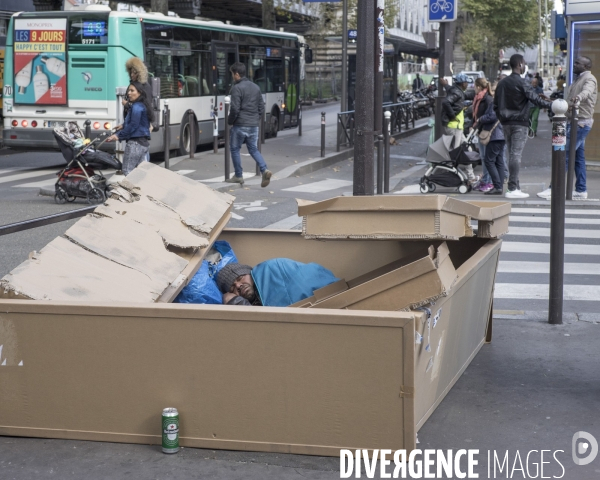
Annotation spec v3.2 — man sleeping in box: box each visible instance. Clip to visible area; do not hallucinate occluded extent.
[216,261,338,307]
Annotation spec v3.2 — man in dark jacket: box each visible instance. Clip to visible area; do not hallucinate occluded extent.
[494,54,552,198]
[412,73,424,93]
[227,62,272,187]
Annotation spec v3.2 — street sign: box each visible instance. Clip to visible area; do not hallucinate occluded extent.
[348,29,357,42]
[428,0,457,22]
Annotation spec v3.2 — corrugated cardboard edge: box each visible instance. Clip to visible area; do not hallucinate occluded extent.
[156,207,232,303]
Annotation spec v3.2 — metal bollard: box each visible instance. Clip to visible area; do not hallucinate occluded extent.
[298,104,302,137]
[224,96,231,180]
[213,105,219,153]
[256,109,263,176]
[321,111,326,157]
[188,110,195,159]
[261,110,266,145]
[566,99,580,200]
[84,120,91,140]
[163,100,170,169]
[383,111,391,193]
[548,99,568,325]
[376,133,383,195]
[115,86,127,165]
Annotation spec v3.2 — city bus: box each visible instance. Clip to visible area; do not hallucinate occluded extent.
[2,5,302,155]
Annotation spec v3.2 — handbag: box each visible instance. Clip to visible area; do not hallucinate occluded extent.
[478,121,500,146]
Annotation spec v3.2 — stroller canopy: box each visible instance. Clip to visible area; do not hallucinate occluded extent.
[426,135,455,163]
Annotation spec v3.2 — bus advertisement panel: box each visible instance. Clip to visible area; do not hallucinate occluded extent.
[13,17,67,105]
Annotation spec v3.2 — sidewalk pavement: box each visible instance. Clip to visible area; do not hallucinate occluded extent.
[39,102,430,196]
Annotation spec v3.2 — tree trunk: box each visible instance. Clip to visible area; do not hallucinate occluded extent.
[262,0,275,30]
[151,0,169,15]
[108,1,119,10]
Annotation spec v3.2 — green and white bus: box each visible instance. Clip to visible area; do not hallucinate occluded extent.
[2,5,301,155]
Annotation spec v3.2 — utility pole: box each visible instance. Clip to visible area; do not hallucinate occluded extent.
[353,0,375,196]
[435,23,453,140]
[151,0,168,15]
[341,0,348,112]
[538,0,543,74]
[262,0,275,30]
[544,0,549,77]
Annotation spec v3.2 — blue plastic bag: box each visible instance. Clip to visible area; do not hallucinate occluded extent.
[174,241,238,304]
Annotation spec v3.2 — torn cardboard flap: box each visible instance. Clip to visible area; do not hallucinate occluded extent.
[95,196,209,250]
[293,242,457,311]
[124,163,234,236]
[297,195,510,240]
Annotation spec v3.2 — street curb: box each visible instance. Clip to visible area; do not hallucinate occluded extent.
[493,310,600,324]
[39,123,430,197]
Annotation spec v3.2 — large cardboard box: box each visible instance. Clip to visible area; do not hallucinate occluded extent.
[0,231,501,456]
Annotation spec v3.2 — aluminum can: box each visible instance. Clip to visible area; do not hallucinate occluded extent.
[162,407,179,453]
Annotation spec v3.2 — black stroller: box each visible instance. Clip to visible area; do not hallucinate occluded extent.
[53,122,122,204]
[419,130,481,194]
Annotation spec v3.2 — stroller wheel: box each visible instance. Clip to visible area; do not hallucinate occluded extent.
[87,187,106,205]
[458,184,469,194]
[66,193,76,202]
[54,192,67,204]
[427,182,436,193]
[419,183,429,194]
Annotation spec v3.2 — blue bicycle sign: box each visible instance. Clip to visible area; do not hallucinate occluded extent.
[428,0,457,21]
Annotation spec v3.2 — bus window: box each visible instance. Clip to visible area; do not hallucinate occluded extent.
[266,58,283,93]
[214,47,237,95]
[68,14,109,45]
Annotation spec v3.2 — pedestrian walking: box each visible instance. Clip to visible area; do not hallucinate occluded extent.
[106,82,153,175]
[538,56,598,200]
[494,54,552,198]
[226,62,272,187]
[471,78,494,192]
[440,73,478,183]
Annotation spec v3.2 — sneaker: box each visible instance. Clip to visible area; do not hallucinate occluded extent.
[505,189,529,199]
[471,180,483,191]
[573,191,588,200]
[468,175,481,185]
[225,176,245,184]
[485,188,504,195]
[537,187,552,199]
[261,169,272,188]
[480,183,494,193]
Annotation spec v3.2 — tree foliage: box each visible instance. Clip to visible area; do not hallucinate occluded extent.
[459,0,545,75]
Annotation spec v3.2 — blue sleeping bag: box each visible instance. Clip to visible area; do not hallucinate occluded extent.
[251,258,338,307]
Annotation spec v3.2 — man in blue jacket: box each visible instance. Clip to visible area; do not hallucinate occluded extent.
[216,261,338,307]
[227,62,272,188]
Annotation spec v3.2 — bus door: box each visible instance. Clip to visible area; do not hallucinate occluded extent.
[283,48,299,127]
[212,42,238,131]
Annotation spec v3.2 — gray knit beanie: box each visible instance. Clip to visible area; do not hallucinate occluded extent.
[216,263,253,293]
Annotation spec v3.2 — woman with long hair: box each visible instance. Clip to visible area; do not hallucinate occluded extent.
[471,77,493,192]
[107,82,154,175]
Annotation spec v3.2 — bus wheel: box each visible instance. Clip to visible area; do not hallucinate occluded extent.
[268,111,279,138]
[178,114,196,156]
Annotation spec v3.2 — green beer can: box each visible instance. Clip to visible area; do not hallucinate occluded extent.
[162,407,179,454]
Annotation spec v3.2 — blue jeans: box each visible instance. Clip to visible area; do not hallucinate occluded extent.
[478,143,491,184]
[566,123,591,193]
[230,126,268,177]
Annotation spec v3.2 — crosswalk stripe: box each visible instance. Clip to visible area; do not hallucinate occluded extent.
[263,214,303,230]
[498,261,599,275]
[512,208,600,215]
[0,169,57,185]
[509,215,600,225]
[15,170,117,189]
[494,283,600,301]
[282,179,353,193]
[201,171,256,183]
[507,226,600,239]
[501,241,600,255]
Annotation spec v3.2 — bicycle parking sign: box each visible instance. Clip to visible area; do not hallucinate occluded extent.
[428,0,457,22]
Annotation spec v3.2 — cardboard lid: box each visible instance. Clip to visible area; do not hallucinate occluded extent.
[297,195,511,240]
[0,163,234,303]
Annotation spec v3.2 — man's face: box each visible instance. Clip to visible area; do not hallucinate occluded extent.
[573,58,588,75]
[230,274,256,301]
[458,82,468,91]
[231,71,241,82]
[532,78,538,88]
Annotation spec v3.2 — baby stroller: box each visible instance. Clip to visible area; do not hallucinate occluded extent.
[419,130,481,194]
[53,122,122,204]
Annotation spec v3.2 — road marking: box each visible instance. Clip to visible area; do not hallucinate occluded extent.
[0,169,58,185]
[0,167,37,175]
[394,184,422,194]
[201,171,256,183]
[501,241,600,255]
[263,214,303,230]
[506,226,600,239]
[175,169,195,176]
[498,261,600,275]
[494,283,600,301]
[230,212,244,220]
[512,207,600,215]
[15,170,117,188]
[282,179,353,193]
[390,155,426,162]
[508,215,600,225]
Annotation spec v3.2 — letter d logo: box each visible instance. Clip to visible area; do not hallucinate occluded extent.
[572,431,598,466]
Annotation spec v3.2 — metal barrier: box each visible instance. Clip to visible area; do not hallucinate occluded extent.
[0,207,95,237]
[336,100,418,152]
